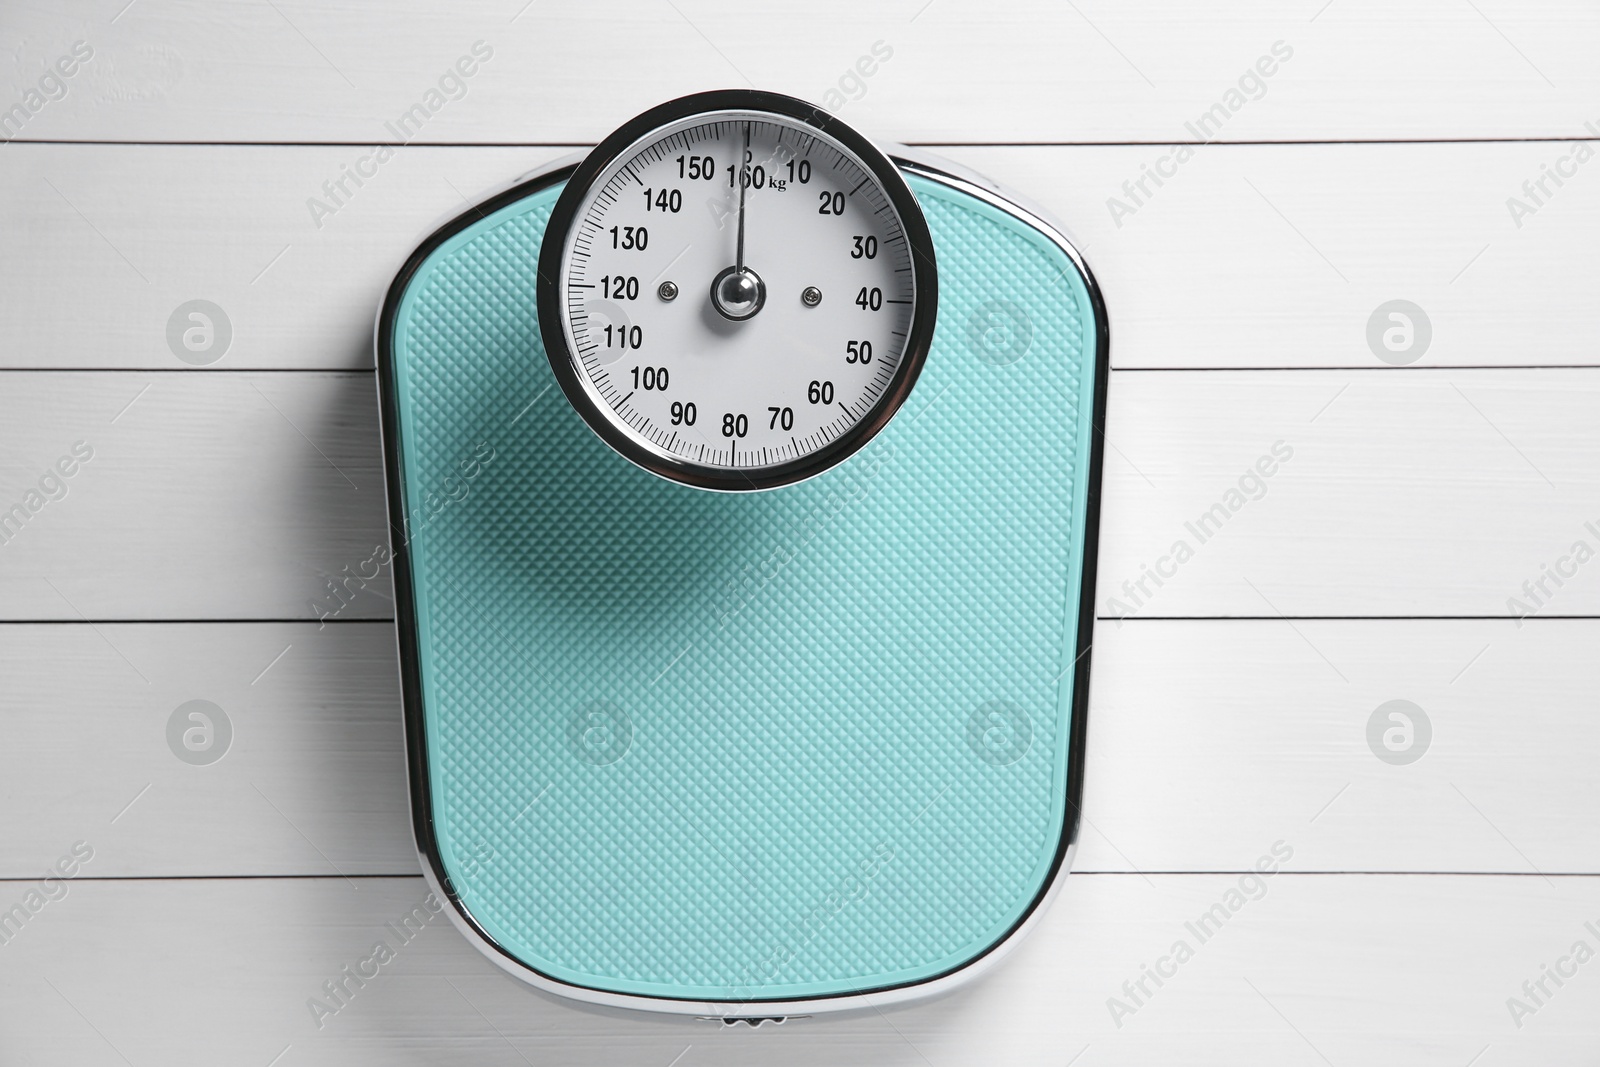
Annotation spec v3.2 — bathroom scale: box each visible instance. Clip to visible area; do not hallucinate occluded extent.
[375,90,1107,1019]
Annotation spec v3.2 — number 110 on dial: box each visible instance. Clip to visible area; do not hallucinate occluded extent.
[537,90,938,491]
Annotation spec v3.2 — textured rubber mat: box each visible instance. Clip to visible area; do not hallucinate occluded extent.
[380,168,1102,1005]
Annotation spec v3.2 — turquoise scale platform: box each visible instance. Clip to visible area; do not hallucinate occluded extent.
[378,165,1104,1008]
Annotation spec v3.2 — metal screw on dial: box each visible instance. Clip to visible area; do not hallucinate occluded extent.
[658,281,678,302]
[801,286,823,307]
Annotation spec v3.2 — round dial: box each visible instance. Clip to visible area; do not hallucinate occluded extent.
[538,90,937,491]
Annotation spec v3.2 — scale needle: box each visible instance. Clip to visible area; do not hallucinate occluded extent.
[735,121,749,274]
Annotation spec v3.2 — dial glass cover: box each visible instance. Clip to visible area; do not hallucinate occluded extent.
[538,91,937,491]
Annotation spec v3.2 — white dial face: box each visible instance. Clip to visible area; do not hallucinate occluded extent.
[556,110,922,486]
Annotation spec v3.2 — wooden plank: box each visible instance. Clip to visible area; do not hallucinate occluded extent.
[0,144,564,370]
[6,619,1596,878]
[3,1,1597,144]
[1083,618,1600,875]
[5,368,1600,619]
[0,372,390,620]
[957,142,1600,370]
[0,623,413,879]
[4,141,1596,370]
[0,873,1593,1063]
[1096,368,1600,617]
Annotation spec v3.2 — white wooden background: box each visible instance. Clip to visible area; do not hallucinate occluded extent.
[3,1,1599,1063]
